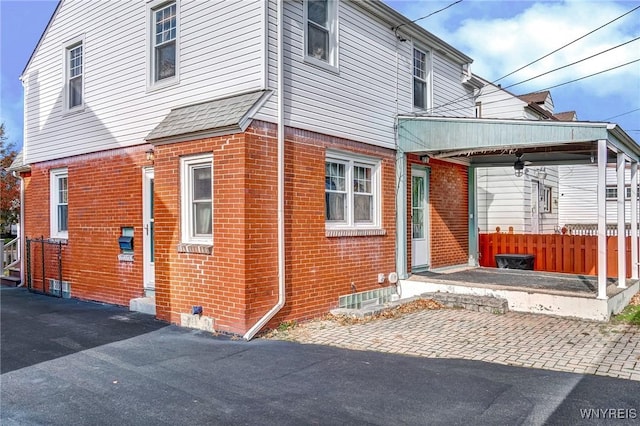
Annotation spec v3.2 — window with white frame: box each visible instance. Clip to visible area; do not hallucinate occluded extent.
[50,168,69,239]
[413,47,430,110]
[606,185,633,200]
[150,1,178,84]
[305,0,338,69]
[541,185,552,213]
[66,41,83,110]
[325,152,380,228]
[181,154,213,245]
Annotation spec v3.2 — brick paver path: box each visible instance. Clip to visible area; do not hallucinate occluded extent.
[270,309,640,381]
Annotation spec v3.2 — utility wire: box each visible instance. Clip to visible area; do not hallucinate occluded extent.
[428,58,640,117]
[604,108,640,121]
[493,4,640,85]
[392,0,463,31]
[428,35,640,115]
[503,36,640,91]
[429,4,640,113]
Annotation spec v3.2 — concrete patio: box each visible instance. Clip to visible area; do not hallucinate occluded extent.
[399,267,639,321]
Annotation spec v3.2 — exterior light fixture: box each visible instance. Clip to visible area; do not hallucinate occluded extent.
[514,154,525,177]
[146,148,155,162]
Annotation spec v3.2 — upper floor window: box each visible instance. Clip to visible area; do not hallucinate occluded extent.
[50,168,69,239]
[181,154,213,245]
[325,152,381,229]
[305,0,338,70]
[413,47,430,110]
[149,1,179,87]
[64,38,84,111]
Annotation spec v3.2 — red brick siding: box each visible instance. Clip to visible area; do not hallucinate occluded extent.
[22,146,148,306]
[22,123,396,335]
[406,154,469,270]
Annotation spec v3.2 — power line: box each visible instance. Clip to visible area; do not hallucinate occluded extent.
[392,0,463,31]
[605,108,640,121]
[424,58,640,117]
[493,4,640,85]
[430,4,640,113]
[503,36,640,91]
[429,35,640,115]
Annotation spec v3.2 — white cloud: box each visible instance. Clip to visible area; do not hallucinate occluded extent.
[437,0,639,98]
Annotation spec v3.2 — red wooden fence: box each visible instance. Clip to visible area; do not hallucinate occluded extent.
[479,233,635,278]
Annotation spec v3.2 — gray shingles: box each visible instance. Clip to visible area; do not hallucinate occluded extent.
[146,90,267,141]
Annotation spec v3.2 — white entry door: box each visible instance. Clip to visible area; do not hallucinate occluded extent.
[411,168,429,270]
[143,168,155,291]
[531,180,540,233]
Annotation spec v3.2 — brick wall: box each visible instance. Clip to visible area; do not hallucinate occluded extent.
[22,123,396,335]
[406,154,469,270]
[22,146,149,306]
[154,122,396,334]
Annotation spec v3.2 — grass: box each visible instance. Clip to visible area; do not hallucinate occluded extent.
[611,292,640,326]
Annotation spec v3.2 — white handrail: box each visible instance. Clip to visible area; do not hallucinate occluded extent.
[2,237,19,275]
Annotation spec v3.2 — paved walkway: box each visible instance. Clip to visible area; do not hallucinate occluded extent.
[269,309,640,381]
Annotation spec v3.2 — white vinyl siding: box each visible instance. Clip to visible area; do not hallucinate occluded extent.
[256,0,475,150]
[23,0,264,164]
[558,165,639,226]
[477,167,559,234]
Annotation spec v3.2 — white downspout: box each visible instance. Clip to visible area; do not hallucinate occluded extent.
[12,171,25,287]
[244,0,285,340]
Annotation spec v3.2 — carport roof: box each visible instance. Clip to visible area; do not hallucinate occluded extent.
[397,116,640,166]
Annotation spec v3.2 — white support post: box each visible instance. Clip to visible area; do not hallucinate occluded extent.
[617,152,627,289]
[631,162,638,280]
[597,140,608,299]
[395,151,408,279]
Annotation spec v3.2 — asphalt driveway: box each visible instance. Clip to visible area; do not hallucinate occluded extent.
[1,288,639,425]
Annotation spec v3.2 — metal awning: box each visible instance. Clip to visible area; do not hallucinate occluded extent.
[397,116,640,166]
[395,115,640,301]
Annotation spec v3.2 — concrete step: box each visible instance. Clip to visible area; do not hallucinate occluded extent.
[421,292,509,314]
[129,296,156,316]
[1,275,21,287]
[9,267,20,278]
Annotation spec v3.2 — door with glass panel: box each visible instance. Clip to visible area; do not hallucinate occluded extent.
[411,168,430,271]
[143,168,155,291]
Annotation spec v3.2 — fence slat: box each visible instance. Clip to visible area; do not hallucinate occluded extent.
[479,232,631,278]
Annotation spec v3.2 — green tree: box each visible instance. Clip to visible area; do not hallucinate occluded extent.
[0,123,20,234]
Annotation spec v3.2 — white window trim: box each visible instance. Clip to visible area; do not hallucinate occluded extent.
[180,154,213,245]
[50,168,69,239]
[605,185,634,200]
[62,35,85,113]
[325,151,381,230]
[541,185,552,213]
[147,0,180,91]
[303,0,339,73]
[412,45,432,111]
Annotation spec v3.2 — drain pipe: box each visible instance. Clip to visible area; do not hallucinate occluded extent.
[243,0,285,340]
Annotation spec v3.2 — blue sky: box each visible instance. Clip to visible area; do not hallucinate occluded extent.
[0,0,638,150]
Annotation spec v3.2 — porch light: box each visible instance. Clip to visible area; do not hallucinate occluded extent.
[146,148,155,162]
[514,155,525,177]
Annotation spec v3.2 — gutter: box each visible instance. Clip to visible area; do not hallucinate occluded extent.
[243,0,285,340]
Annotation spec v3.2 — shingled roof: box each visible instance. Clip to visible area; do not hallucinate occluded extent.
[146,90,272,144]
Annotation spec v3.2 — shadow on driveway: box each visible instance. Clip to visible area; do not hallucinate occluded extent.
[1,288,167,373]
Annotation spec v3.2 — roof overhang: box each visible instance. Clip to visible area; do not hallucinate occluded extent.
[397,116,640,167]
[145,90,272,145]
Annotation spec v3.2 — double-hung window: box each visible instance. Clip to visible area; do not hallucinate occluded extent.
[181,154,213,245]
[325,152,380,229]
[50,168,69,239]
[150,1,178,85]
[65,40,83,110]
[305,0,338,69]
[413,47,430,110]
